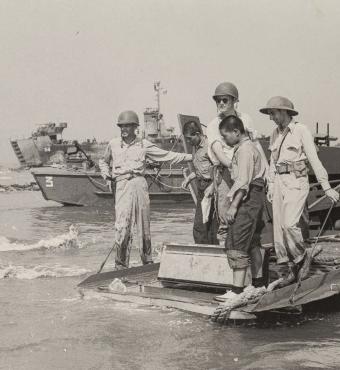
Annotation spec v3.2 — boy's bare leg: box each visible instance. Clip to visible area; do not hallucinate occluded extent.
[250,247,262,279]
[233,268,247,288]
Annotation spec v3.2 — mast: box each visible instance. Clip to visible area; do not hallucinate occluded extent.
[153,81,167,118]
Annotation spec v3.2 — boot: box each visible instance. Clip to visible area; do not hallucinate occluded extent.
[278,263,297,288]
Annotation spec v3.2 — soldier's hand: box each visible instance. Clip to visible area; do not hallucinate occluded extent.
[325,188,339,203]
[226,205,237,224]
[266,184,274,203]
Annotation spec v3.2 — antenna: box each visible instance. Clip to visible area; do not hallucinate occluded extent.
[153,81,167,115]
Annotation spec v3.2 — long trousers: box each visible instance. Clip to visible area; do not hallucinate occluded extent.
[193,179,219,245]
[114,176,153,268]
[272,173,309,264]
[214,167,233,241]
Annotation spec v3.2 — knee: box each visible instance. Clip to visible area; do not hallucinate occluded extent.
[281,222,298,233]
[226,250,250,269]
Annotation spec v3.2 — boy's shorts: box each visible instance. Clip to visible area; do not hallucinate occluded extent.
[225,184,265,269]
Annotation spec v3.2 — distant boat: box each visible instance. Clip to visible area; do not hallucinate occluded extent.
[10,122,107,168]
[31,82,193,206]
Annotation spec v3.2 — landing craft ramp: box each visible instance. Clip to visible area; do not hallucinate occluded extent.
[78,238,340,320]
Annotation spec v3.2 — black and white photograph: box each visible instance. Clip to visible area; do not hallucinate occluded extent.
[1,1,340,369]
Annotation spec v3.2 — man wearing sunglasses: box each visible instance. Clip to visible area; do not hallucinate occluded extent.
[206,82,268,242]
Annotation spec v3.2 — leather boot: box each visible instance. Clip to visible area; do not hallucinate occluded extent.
[278,263,297,288]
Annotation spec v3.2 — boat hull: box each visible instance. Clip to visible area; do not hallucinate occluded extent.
[31,167,193,206]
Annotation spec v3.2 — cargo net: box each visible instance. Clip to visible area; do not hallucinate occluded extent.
[211,241,340,325]
[210,279,283,325]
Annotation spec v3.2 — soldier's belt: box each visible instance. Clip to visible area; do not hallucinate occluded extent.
[276,160,308,176]
[115,173,142,182]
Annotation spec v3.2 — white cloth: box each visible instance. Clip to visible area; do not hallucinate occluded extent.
[201,183,214,223]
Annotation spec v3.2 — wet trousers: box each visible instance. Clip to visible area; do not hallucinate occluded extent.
[114,176,153,268]
[193,179,219,245]
[214,167,233,241]
[272,173,309,264]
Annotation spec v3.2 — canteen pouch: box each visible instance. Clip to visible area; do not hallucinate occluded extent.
[293,161,308,178]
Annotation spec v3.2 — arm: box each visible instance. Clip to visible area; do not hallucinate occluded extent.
[253,140,269,175]
[144,140,192,164]
[266,151,276,202]
[226,189,246,223]
[301,129,329,191]
[227,149,254,199]
[301,128,339,202]
[211,141,232,168]
[98,143,112,179]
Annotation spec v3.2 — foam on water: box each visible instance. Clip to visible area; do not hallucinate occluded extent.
[0,225,82,252]
[0,263,90,279]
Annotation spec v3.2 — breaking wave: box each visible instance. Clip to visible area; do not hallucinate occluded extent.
[0,225,82,252]
[0,263,90,280]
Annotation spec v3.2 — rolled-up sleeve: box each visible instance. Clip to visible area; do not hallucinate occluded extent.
[144,140,192,164]
[301,128,330,191]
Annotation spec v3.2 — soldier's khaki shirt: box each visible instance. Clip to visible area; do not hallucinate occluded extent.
[268,121,330,191]
[227,137,265,199]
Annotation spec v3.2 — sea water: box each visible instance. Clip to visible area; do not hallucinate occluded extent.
[1,167,340,370]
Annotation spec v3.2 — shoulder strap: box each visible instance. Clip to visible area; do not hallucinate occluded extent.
[276,130,289,162]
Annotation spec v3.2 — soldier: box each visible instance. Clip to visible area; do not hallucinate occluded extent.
[206,82,268,242]
[99,110,192,269]
[181,120,218,244]
[260,96,339,284]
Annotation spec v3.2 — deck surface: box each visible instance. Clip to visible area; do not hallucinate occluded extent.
[78,238,340,317]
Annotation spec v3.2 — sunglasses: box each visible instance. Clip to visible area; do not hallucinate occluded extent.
[214,97,232,104]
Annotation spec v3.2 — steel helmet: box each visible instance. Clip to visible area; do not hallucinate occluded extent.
[259,96,298,116]
[117,110,139,126]
[213,82,239,101]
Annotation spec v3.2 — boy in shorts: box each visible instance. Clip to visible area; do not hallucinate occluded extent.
[215,115,266,301]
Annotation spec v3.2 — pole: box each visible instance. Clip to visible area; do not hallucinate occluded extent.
[97,244,117,273]
[289,202,335,304]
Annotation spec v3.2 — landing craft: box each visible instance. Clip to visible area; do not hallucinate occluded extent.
[10,122,107,168]
[78,235,340,323]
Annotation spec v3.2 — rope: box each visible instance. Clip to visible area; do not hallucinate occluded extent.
[148,134,184,189]
[147,174,190,191]
[211,279,283,325]
[87,175,110,192]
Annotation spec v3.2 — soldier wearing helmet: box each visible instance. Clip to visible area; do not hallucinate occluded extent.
[206,82,268,242]
[260,96,339,286]
[99,110,192,269]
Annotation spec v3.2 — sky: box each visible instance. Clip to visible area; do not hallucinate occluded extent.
[1,0,340,166]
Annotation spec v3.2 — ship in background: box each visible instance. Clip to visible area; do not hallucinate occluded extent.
[31,81,192,206]
[10,122,107,168]
[10,82,184,168]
